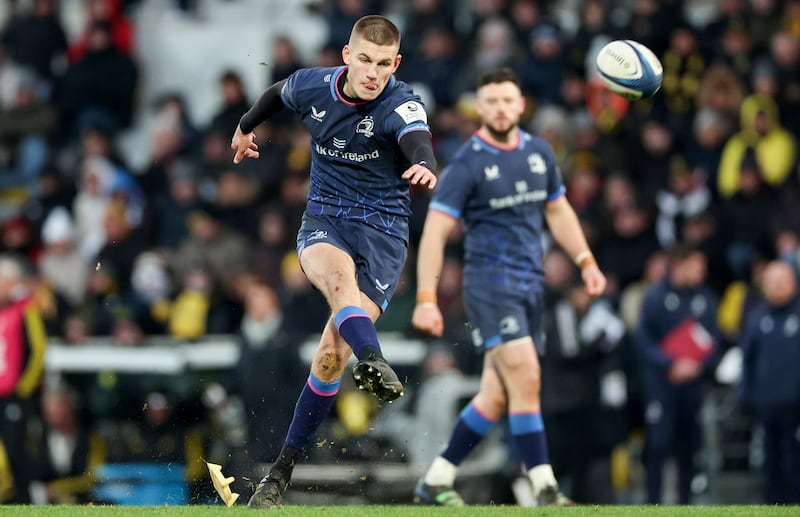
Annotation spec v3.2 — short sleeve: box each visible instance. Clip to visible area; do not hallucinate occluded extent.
[429,161,474,219]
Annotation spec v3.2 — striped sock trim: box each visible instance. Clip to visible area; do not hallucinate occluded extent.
[306,374,341,397]
[334,305,369,329]
[509,411,545,435]
[460,402,496,436]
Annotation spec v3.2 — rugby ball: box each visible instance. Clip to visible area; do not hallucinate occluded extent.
[596,40,663,100]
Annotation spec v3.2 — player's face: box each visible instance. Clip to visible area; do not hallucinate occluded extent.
[476,81,525,137]
[342,36,401,101]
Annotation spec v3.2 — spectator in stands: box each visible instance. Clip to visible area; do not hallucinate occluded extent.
[39,207,88,309]
[1,215,41,264]
[129,251,170,335]
[618,249,668,332]
[400,25,462,109]
[95,199,147,296]
[717,93,796,199]
[115,390,207,499]
[684,108,731,188]
[767,31,800,137]
[739,259,800,504]
[659,22,706,141]
[214,169,260,239]
[407,345,470,471]
[597,195,660,302]
[719,150,777,280]
[695,64,746,128]
[654,155,712,250]
[635,244,722,505]
[206,70,250,139]
[30,383,106,504]
[229,281,305,464]
[540,267,626,503]
[0,254,47,504]
[269,35,303,84]
[275,251,328,333]
[167,259,231,340]
[0,72,56,192]
[57,20,138,140]
[147,160,201,251]
[1,0,68,88]
[171,205,248,295]
[67,0,135,64]
[247,204,293,288]
[514,22,566,106]
[565,0,610,76]
[72,156,118,259]
[455,17,519,99]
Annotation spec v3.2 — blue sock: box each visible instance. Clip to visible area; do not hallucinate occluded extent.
[441,402,496,466]
[510,411,549,469]
[285,374,341,450]
[335,306,382,360]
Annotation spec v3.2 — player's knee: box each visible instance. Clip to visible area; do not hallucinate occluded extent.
[314,351,346,380]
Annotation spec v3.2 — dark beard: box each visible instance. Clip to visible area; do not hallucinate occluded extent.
[486,124,515,143]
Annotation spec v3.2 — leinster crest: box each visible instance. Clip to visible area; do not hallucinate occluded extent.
[356,116,375,138]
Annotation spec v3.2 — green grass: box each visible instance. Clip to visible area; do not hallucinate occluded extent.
[2,506,799,517]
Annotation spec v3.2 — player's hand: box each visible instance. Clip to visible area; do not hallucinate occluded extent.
[581,265,607,297]
[231,126,259,164]
[412,302,444,337]
[402,163,437,189]
[668,357,702,384]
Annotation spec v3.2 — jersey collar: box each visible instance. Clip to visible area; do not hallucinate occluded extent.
[472,128,523,153]
[330,66,396,106]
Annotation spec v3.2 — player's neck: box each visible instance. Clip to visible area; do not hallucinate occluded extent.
[339,70,362,103]
[478,126,520,149]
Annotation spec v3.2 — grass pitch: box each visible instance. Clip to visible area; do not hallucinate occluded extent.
[2,506,799,517]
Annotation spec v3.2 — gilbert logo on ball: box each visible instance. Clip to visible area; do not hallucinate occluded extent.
[596,40,663,100]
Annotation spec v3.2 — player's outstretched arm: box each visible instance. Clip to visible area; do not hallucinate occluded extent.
[412,210,458,337]
[230,79,288,164]
[398,130,438,189]
[544,195,607,296]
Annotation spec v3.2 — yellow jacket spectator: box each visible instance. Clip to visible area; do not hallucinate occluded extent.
[717,94,796,198]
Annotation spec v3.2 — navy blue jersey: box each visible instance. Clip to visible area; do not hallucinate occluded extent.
[430,130,565,291]
[281,66,430,242]
[740,296,800,408]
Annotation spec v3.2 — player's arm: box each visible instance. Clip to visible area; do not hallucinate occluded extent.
[231,79,288,164]
[15,303,47,399]
[544,195,606,296]
[398,130,438,189]
[412,209,458,337]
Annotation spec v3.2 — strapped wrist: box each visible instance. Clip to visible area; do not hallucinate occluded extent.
[416,290,437,305]
[574,251,597,270]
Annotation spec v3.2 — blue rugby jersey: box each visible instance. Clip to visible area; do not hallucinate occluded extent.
[429,130,565,291]
[281,66,430,242]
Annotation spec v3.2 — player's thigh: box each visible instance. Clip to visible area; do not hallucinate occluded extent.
[296,213,359,301]
[351,222,408,313]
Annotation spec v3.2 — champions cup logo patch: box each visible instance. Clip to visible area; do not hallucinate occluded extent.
[356,116,375,138]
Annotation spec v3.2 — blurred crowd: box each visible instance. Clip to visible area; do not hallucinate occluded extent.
[1,0,800,506]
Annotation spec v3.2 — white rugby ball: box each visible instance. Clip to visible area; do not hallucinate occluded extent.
[596,40,663,100]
